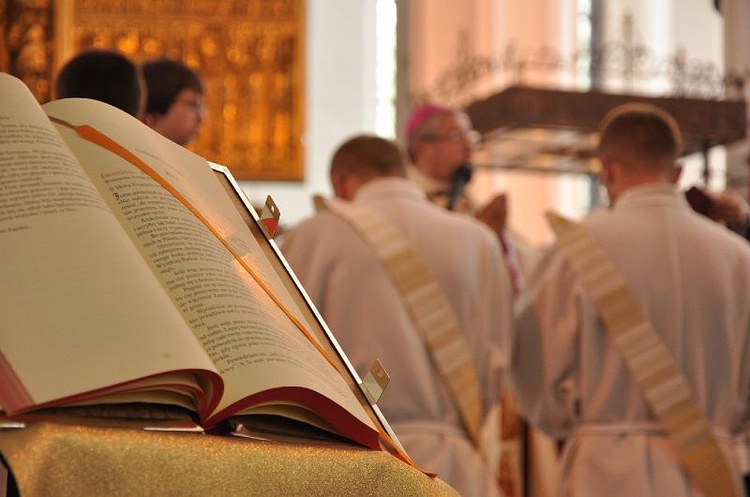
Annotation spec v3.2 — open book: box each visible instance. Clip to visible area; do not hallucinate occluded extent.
[0,73,383,450]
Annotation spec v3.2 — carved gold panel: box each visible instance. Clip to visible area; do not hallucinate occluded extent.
[2,0,56,103]
[3,0,305,181]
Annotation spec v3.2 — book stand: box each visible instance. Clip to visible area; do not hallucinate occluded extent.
[0,165,456,496]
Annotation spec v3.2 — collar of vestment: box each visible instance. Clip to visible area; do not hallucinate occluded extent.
[612,183,690,212]
[406,164,450,197]
[352,176,428,204]
[406,164,477,214]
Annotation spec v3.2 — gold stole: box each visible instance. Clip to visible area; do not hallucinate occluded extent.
[548,212,740,497]
[316,196,485,449]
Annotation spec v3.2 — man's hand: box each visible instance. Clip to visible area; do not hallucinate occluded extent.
[475,193,524,293]
[709,190,749,227]
[475,193,508,238]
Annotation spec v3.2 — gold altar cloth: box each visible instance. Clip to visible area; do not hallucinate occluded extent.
[0,420,458,496]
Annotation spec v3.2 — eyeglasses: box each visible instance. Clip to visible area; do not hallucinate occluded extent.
[176,97,205,113]
[423,129,482,148]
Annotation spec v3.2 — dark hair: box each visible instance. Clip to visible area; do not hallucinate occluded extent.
[55,49,142,118]
[330,135,406,179]
[142,58,204,115]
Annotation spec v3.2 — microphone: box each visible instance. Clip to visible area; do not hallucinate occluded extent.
[446,163,472,211]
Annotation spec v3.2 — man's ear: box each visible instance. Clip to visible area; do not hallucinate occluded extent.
[671,162,683,184]
[330,173,348,200]
[598,155,615,185]
[411,138,429,161]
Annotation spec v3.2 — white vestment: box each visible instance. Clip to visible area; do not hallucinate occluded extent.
[512,184,750,497]
[281,177,513,497]
[408,163,555,497]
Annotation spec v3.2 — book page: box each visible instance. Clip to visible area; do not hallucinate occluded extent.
[0,75,219,415]
[212,169,392,436]
[42,98,377,442]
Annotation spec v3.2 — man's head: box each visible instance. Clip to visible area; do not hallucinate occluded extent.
[406,104,477,183]
[329,135,406,201]
[597,103,683,203]
[55,49,144,118]
[142,58,205,146]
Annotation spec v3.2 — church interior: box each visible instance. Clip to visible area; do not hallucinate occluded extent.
[1,1,749,496]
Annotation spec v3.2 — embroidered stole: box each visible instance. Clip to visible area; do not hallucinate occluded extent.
[548,212,740,497]
[316,196,485,448]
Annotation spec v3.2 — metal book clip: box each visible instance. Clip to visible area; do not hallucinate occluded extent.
[259,195,281,240]
[361,359,390,405]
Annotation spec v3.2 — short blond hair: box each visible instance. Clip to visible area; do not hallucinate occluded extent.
[330,135,406,180]
[598,103,683,171]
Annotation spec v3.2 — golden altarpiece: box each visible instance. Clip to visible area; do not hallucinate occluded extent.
[1,0,304,181]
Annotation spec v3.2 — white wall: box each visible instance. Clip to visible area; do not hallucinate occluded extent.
[236,0,379,230]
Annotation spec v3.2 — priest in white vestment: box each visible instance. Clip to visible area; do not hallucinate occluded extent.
[512,103,750,497]
[281,134,513,497]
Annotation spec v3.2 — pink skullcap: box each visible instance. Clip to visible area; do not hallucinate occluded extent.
[406,104,449,137]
